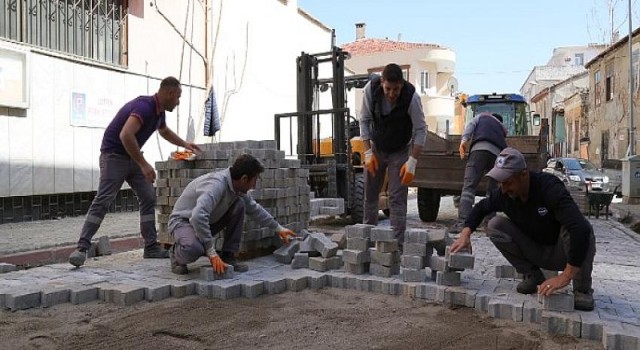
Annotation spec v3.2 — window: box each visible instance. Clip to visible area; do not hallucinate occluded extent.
[605,62,614,102]
[402,69,409,81]
[575,53,584,66]
[420,71,429,94]
[0,0,126,66]
[574,120,579,152]
[594,70,601,106]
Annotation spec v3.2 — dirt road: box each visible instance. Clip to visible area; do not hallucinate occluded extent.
[0,288,602,350]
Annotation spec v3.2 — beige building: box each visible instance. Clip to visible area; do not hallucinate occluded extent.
[341,23,457,136]
[585,27,640,166]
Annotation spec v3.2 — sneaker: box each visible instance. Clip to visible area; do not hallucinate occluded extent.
[143,243,170,259]
[219,251,249,272]
[69,248,87,267]
[169,246,188,275]
[516,269,545,294]
[574,289,595,311]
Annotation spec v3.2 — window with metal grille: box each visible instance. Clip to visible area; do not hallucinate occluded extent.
[0,0,126,66]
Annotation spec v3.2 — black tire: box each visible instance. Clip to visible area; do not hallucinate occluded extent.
[351,172,365,224]
[417,187,440,222]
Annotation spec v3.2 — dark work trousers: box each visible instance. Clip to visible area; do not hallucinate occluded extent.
[77,152,157,250]
[487,215,596,293]
[364,146,409,245]
[171,198,245,265]
[458,150,497,223]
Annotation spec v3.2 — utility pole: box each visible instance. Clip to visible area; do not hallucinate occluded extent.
[629,0,635,155]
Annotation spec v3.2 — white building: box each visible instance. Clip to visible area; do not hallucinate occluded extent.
[0,0,334,222]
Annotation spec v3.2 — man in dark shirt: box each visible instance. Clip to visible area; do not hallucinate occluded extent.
[69,76,202,267]
[450,147,596,311]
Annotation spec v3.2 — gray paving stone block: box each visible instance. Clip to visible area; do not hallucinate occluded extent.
[523,298,542,324]
[299,236,315,252]
[401,255,425,269]
[41,288,71,308]
[329,274,346,288]
[346,237,370,251]
[344,262,369,275]
[145,285,171,302]
[100,285,145,306]
[436,271,461,286]
[309,256,341,272]
[6,291,41,310]
[371,227,396,242]
[401,284,417,298]
[426,229,447,243]
[416,283,438,300]
[355,278,372,292]
[170,282,196,298]
[429,256,447,272]
[447,252,475,270]
[0,263,17,273]
[200,266,234,280]
[291,252,309,269]
[488,296,524,321]
[580,311,604,341]
[262,278,287,294]
[310,232,339,258]
[310,275,328,289]
[342,249,371,264]
[96,235,112,256]
[211,283,242,300]
[541,311,581,337]
[401,268,426,282]
[375,240,399,253]
[369,263,400,278]
[345,224,373,239]
[474,293,492,312]
[370,250,400,266]
[70,287,99,305]
[495,265,522,279]
[404,243,430,256]
[273,240,300,264]
[405,228,429,244]
[241,281,265,298]
[330,233,347,249]
[286,276,309,292]
[537,290,574,312]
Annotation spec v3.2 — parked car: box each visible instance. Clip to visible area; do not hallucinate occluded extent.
[542,157,611,192]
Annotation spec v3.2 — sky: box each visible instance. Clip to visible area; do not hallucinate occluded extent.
[297,0,640,94]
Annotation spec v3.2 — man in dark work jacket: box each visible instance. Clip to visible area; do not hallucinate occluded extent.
[359,63,427,247]
[450,147,596,311]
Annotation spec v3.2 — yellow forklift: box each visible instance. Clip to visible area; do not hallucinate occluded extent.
[274,45,389,223]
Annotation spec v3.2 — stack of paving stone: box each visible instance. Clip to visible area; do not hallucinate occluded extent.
[310,197,345,218]
[280,230,341,272]
[400,228,433,282]
[342,224,374,274]
[369,227,401,277]
[428,245,475,286]
[154,140,311,255]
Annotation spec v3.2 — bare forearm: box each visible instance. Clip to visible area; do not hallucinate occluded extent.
[120,133,146,166]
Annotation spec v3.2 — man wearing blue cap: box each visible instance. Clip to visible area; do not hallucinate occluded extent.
[450,147,596,311]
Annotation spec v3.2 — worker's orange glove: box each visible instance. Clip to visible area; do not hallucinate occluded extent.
[459,141,468,160]
[399,156,418,185]
[364,149,379,175]
[277,228,297,245]
[208,253,228,275]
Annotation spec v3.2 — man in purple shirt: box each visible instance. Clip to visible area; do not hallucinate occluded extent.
[69,76,202,267]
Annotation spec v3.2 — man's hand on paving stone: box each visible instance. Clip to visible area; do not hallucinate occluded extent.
[208,254,228,275]
[278,228,297,245]
[537,269,573,296]
[450,228,473,254]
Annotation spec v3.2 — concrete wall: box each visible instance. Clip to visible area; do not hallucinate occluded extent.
[0,0,334,197]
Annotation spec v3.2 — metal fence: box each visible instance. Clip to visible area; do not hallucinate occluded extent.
[1,0,125,65]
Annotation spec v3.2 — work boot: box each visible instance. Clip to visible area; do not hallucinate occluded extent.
[219,251,249,272]
[516,269,546,294]
[143,242,170,259]
[574,288,595,311]
[169,246,188,275]
[69,248,87,267]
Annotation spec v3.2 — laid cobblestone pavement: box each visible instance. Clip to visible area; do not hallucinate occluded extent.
[0,196,639,349]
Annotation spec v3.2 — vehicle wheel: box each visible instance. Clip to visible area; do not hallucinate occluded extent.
[351,172,365,224]
[382,209,390,217]
[417,187,440,222]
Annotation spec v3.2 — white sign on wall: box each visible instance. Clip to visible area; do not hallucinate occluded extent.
[70,92,116,128]
[0,46,29,109]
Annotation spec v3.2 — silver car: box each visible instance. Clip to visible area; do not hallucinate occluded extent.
[543,157,610,191]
